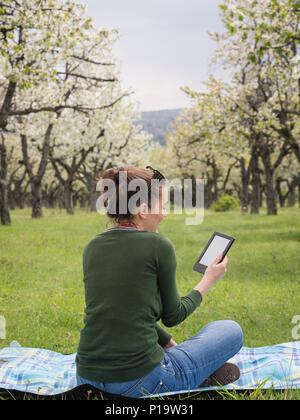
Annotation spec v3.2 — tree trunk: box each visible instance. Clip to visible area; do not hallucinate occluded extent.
[265,170,277,215]
[261,137,291,215]
[276,178,288,208]
[240,157,250,212]
[31,181,43,218]
[287,179,297,207]
[250,152,261,214]
[204,177,215,209]
[0,80,14,222]
[0,173,11,225]
[259,184,265,208]
[261,151,277,215]
[191,174,197,208]
[0,135,11,225]
[8,187,16,210]
[212,159,219,202]
[21,125,53,219]
[86,174,98,212]
[89,188,98,212]
[64,184,74,215]
[51,146,95,216]
[0,81,16,130]
[46,193,58,209]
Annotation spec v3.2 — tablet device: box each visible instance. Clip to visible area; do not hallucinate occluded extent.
[193,232,235,275]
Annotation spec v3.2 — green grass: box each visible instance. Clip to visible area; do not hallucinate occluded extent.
[0,205,299,400]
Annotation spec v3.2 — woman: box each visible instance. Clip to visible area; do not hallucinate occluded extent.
[76,166,243,398]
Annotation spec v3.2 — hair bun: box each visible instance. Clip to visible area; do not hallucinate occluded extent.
[100,168,116,181]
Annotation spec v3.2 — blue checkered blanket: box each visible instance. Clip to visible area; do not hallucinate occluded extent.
[0,341,299,397]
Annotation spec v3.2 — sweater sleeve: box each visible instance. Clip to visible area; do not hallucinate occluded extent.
[156,235,202,328]
[155,323,172,348]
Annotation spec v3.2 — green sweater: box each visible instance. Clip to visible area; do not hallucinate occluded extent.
[75,228,202,382]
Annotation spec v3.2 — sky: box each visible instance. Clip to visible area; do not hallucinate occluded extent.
[81,0,226,112]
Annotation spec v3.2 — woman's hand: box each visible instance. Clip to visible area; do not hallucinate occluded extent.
[194,253,228,297]
[164,338,177,349]
[204,253,228,286]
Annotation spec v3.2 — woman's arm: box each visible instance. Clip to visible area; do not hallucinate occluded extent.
[155,323,177,349]
[157,238,228,328]
[155,323,172,348]
[194,253,228,297]
[156,236,203,328]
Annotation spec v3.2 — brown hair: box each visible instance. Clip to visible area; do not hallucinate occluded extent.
[97,166,166,226]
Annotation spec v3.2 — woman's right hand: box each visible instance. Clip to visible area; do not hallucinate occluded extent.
[204,253,228,286]
[194,253,228,297]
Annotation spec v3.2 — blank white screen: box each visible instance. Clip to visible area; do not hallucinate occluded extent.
[199,236,230,267]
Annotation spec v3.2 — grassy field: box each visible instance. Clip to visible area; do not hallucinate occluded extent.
[0,205,299,400]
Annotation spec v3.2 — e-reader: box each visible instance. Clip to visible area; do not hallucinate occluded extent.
[193,232,235,274]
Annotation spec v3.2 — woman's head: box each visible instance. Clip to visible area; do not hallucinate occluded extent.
[97,166,168,232]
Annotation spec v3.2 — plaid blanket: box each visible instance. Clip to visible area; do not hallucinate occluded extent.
[0,341,299,397]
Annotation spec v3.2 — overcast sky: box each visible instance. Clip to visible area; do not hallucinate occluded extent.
[81,0,225,111]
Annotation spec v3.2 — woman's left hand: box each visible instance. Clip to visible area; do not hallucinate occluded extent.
[164,338,177,349]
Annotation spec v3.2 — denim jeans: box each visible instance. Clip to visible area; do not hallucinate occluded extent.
[76,320,243,398]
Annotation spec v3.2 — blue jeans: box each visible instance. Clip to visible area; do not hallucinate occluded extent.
[76,320,243,398]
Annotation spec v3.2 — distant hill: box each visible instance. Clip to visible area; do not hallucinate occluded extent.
[139,108,182,146]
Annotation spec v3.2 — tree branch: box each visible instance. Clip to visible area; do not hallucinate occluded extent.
[56,72,116,83]
[9,92,132,117]
[71,55,115,66]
